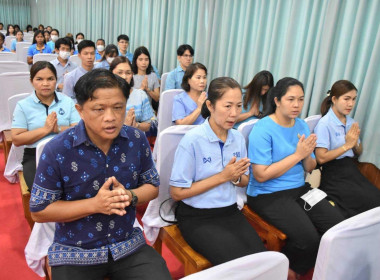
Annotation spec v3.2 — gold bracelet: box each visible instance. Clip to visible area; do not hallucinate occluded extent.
[342,145,348,152]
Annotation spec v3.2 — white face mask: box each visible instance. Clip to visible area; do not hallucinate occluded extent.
[97,45,105,52]
[77,39,83,44]
[51,35,58,42]
[59,51,71,60]
[106,57,115,64]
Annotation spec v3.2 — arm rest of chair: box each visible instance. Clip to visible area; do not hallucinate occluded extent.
[356,161,380,190]
[18,171,35,229]
[242,205,287,251]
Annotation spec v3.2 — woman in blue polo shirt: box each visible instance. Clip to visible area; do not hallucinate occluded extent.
[172,63,207,125]
[11,61,80,190]
[0,33,11,52]
[110,56,155,132]
[27,30,52,64]
[246,77,345,280]
[170,77,266,266]
[10,30,24,52]
[94,44,118,70]
[314,80,380,218]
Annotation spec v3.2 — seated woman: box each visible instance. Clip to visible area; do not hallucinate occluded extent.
[172,63,207,125]
[94,44,118,70]
[11,61,80,191]
[27,30,52,65]
[234,70,274,128]
[170,77,266,265]
[0,33,11,52]
[95,38,105,61]
[132,46,160,111]
[246,77,345,280]
[110,56,155,132]
[314,80,380,218]
[11,30,24,53]
[6,24,15,36]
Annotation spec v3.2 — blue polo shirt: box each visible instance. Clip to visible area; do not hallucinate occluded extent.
[50,58,78,88]
[94,60,110,70]
[127,89,155,123]
[47,40,55,51]
[95,49,103,60]
[118,50,133,62]
[165,65,185,90]
[27,43,52,57]
[172,91,205,125]
[63,65,91,101]
[11,92,80,148]
[314,108,359,159]
[1,46,11,52]
[11,39,24,51]
[247,117,314,197]
[170,118,248,208]
[30,121,159,266]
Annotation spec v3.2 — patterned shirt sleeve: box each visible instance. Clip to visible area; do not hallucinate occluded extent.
[137,131,159,187]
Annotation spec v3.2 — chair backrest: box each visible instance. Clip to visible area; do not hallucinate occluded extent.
[160,72,169,94]
[0,52,17,61]
[4,35,15,48]
[69,54,81,66]
[0,61,29,74]
[304,114,322,133]
[16,42,32,61]
[237,119,260,148]
[32,53,58,64]
[156,89,183,136]
[36,137,54,166]
[0,72,33,132]
[8,92,31,122]
[180,251,289,280]
[18,46,30,64]
[313,207,380,280]
[142,125,196,244]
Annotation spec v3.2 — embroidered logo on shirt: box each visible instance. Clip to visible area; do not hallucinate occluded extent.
[203,157,211,163]
[233,152,241,157]
[59,108,65,115]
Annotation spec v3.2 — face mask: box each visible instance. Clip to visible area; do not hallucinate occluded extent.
[300,188,327,211]
[59,51,71,60]
[77,39,83,44]
[106,57,115,64]
[97,45,105,52]
[51,35,58,42]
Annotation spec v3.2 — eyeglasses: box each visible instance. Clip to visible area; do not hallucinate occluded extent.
[182,54,193,58]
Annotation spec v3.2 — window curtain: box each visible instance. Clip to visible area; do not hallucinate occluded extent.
[29,0,380,167]
[0,0,31,30]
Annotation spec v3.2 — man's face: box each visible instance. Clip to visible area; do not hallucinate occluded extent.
[75,87,127,150]
[118,39,129,52]
[177,49,193,69]
[79,46,95,69]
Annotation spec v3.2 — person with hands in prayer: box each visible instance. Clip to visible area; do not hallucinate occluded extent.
[29,69,171,280]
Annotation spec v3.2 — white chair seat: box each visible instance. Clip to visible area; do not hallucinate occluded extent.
[32,53,58,64]
[0,52,17,61]
[68,54,81,66]
[4,35,15,48]
[0,61,29,74]
[16,42,32,62]
[160,72,169,94]
[304,114,322,133]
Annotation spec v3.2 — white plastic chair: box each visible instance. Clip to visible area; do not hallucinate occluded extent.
[0,72,33,133]
[68,54,81,66]
[16,41,31,61]
[304,114,322,133]
[0,52,17,61]
[180,251,289,280]
[4,35,15,48]
[32,53,58,64]
[142,125,196,245]
[18,46,30,64]
[313,207,380,280]
[0,61,29,74]
[160,72,169,95]
[156,89,183,136]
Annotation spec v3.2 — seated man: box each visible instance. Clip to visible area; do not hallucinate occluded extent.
[63,40,95,101]
[30,69,171,280]
[165,44,194,90]
[50,37,77,92]
[117,34,133,62]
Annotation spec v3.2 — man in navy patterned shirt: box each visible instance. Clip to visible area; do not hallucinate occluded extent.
[30,69,171,280]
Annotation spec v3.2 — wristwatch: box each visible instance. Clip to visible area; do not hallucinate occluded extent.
[129,189,138,207]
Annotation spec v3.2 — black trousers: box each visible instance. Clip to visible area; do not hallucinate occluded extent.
[22,148,36,191]
[247,185,345,275]
[176,202,266,266]
[51,244,171,280]
[320,157,380,218]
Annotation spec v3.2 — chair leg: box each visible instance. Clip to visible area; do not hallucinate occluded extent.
[153,237,162,254]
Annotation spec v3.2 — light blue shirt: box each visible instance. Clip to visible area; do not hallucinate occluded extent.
[11,39,24,51]
[27,43,52,57]
[314,107,359,159]
[1,46,11,52]
[94,60,110,70]
[11,92,80,148]
[50,58,78,89]
[63,66,90,101]
[247,117,314,197]
[170,118,248,208]
[127,89,155,123]
[47,41,55,51]
[95,50,102,61]
[172,91,205,125]
[118,50,133,62]
[165,65,185,90]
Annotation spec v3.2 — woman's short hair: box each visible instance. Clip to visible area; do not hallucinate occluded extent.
[75,69,130,106]
[109,56,134,88]
[181,63,207,92]
[30,61,57,81]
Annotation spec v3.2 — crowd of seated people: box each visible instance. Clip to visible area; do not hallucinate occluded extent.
[2,22,380,280]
